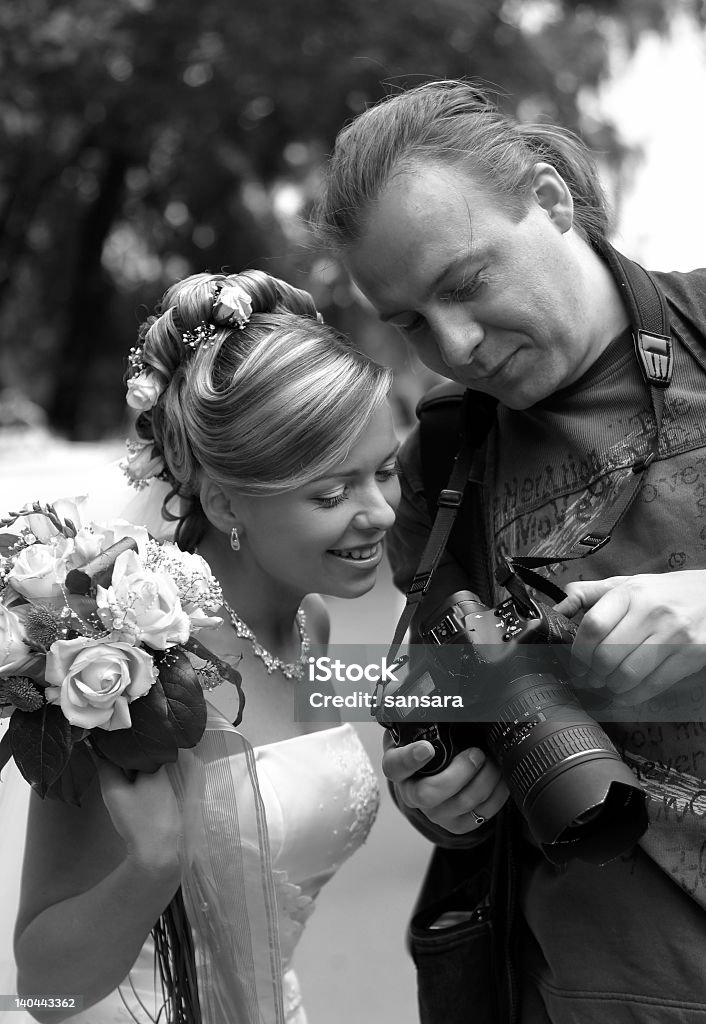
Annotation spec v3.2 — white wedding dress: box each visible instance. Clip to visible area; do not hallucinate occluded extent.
[0,710,380,1024]
[250,723,380,1022]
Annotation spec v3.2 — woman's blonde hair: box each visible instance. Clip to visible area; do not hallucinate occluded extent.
[132,269,392,549]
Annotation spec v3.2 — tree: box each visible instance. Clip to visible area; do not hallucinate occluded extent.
[0,0,701,436]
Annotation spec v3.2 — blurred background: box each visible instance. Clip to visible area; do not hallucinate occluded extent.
[2,1,706,1021]
[1,0,706,447]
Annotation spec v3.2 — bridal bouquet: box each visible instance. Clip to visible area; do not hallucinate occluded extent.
[0,498,242,803]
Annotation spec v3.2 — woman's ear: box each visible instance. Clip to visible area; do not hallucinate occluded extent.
[200,478,242,536]
[531,162,574,233]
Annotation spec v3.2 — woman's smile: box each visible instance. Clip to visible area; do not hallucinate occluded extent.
[327,540,384,565]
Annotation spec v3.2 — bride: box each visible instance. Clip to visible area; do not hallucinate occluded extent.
[5,269,400,1023]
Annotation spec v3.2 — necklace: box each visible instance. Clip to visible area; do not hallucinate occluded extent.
[223,601,310,680]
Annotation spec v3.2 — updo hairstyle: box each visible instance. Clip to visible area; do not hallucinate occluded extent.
[133,269,392,551]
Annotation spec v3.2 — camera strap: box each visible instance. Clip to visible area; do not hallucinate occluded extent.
[387,243,673,659]
[499,242,673,604]
[386,389,484,665]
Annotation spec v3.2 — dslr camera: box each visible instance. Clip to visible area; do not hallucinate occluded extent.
[378,589,647,865]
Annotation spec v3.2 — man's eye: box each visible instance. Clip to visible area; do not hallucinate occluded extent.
[377,464,400,482]
[446,277,483,302]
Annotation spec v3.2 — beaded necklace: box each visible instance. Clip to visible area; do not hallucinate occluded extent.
[222,600,310,681]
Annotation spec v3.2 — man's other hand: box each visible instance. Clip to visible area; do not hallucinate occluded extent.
[381,732,509,835]
[555,569,706,705]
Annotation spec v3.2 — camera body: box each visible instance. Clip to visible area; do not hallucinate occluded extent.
[384,591,576,772]
[379,590,647,865]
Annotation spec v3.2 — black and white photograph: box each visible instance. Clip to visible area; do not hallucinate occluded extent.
[1,2,706,1022]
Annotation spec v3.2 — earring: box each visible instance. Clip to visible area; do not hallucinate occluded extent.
[230,526,240,551]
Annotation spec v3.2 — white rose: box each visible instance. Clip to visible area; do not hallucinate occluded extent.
[99,521,150,553]
[0,604,32,674]
[68,521,149,568]
[51,535,76,569]
[70,527,106,565]
[126,371,165,411]
[184,551,218,598]
[212,283,253,327]
[7,544,64,599]
[171,549,221,611]
[44,637,157,730]
[16,497,88,543]
[144,545,223,630]
[184,609,223,631]
[96,549,190,650]
[123,440,165,484]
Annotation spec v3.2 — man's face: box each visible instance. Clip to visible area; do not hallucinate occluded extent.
[346,161,605,410]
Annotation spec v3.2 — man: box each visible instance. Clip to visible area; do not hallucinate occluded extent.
[315,81,706,1022]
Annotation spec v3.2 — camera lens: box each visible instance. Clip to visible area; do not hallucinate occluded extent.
[485,670,648,865]
[569,806,602,826]
[395,589,649,866]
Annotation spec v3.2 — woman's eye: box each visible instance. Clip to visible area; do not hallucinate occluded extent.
[389,313,425,335]
[377,464,400,482]
[401,315,425,335]
[316,489,348,509]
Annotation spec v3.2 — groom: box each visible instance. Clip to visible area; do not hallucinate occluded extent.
[315,79,706,1022]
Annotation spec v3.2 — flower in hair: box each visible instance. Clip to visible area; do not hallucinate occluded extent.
[182,321,218,350]
[127,343,147,377]
[212,282,253,329]
[120,438,166,489]
[126,370,165,412]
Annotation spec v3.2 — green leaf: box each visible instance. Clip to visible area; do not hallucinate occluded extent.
[90,679,179,772]
[0,725,13,777]
[152,647,208,748]
[0,532,20,557]
[65,593,101,624]
[9,705,74,798]
[44,740,97,805]
[183,636,245,726]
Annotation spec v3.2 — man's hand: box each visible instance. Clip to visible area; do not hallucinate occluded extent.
[554,569,706,705]
[382,732,509,835]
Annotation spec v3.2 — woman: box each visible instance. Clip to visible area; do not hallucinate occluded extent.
[10,269,400,1023]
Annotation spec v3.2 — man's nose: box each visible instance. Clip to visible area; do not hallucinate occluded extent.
[433,315,484,368]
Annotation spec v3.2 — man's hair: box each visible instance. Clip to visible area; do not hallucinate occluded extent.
[314,79,611,250]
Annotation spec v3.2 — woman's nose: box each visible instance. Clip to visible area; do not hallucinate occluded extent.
[353,487,397,532]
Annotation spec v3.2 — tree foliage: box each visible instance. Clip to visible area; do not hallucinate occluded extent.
[0,0,701,436]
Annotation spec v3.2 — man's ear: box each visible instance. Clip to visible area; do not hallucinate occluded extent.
[531,162,574,233]
[200,478,243,536]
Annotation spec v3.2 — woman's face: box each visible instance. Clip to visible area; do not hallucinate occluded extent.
[235,405,400,601]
